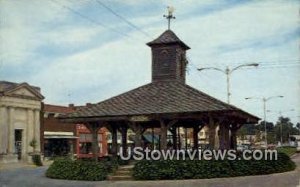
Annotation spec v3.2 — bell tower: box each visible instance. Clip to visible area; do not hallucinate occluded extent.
[147,7,190,83]
[147,30,190,83]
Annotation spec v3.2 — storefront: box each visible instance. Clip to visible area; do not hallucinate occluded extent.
[76,124,107,158]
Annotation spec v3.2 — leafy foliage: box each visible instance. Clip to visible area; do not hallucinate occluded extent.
[133,152,296,180]
[46,158,110,181]
[277,146,297,156]
[31,154,43,166]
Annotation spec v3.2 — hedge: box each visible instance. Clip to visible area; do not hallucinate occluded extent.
[31,154,43,166]
[46,158,111,181]
[277,146,297,156]
[132,152,296,180]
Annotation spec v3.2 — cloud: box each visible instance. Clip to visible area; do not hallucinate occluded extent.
[0,0,299,123]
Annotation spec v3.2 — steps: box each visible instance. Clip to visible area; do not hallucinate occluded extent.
[108,164,134,181]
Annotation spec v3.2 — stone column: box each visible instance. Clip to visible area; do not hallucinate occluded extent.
[8,107,15,154]
[0,106,8,154]
[27,109,34,153]
[34,109,41,152]
[22,122,27,160]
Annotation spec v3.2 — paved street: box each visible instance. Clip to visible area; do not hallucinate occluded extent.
[1,154,300,187]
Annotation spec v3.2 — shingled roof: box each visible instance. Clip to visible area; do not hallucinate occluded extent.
[66,81,257,120]
[147,30,190,49]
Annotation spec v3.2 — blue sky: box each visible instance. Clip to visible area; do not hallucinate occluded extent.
[0,0,299,124]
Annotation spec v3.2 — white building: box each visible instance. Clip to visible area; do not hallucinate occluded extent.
[0,81,44,163]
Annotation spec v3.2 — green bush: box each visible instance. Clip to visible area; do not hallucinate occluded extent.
[133,152,296,180]
[46,158,109,181]
[32,154,43,166]
[277,146,297,156]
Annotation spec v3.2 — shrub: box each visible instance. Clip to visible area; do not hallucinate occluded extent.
[132,152,296,180]
[32,154,43,166]
[46,158,109,181]
[277,146,297,156]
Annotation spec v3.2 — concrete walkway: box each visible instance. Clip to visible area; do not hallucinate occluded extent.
[1,154,300,187]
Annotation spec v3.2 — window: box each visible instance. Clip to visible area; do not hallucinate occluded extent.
[79,142,92,154]
[97,134,102,142]
[79,133,92,142]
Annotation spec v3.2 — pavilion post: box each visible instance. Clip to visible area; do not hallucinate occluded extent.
[193,125,200,150]
[230,124,239,149]
[224,124,230,149]
[160,120,177,151]
[170,127,177,150]
[177,127,181,149]
[120,126,128,156]
[208,116,217,149]
[111,126,118,157]
[219,123,226,150]
[160,120,168,151]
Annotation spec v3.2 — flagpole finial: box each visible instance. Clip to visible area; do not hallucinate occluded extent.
[163,6,175,30]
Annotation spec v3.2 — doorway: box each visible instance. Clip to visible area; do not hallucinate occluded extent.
[15,130,22,160]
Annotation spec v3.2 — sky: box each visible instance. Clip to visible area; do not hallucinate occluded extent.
[0,0,299,124]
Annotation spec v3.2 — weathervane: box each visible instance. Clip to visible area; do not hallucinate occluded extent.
[163,6,175,30]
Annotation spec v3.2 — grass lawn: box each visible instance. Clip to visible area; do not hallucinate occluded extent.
[277,146,297,156]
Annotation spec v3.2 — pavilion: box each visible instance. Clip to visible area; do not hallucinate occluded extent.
[60,29,259,160]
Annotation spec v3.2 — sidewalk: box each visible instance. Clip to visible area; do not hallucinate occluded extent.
[0,160,52,171]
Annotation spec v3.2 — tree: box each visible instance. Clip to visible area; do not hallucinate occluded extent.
[275,117,298,143]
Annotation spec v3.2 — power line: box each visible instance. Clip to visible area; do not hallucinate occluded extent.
[49,0,141,42]
[94,0,153,39]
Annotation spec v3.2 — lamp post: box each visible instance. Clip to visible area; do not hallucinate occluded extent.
[198,63,259,104]
[245,95,284,147]
[267,109,295,144]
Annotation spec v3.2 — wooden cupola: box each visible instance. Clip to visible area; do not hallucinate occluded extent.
[147,30,190,83]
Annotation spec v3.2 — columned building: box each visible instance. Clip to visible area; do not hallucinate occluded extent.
[0,81,44,163]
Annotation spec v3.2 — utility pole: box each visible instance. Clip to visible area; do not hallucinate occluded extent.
[267,109,294,145]
[245,95,284,147]
[198,63,259,104]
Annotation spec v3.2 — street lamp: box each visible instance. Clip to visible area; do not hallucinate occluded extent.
[198,63,259,104]
[245,95,284,147]
[267,109,295,144]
